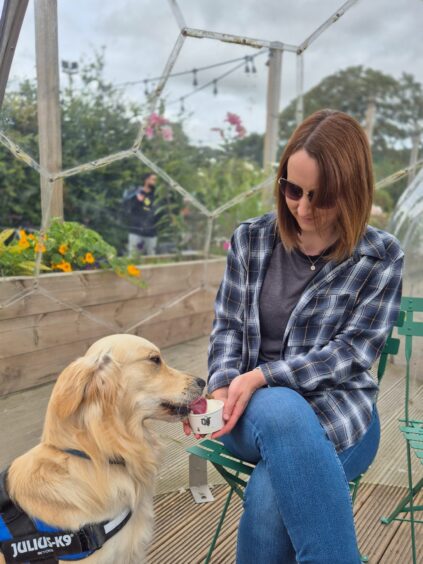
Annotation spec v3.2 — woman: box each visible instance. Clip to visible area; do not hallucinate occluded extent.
[185,109,403,563]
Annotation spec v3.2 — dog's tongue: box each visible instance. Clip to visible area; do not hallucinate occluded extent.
[190,397,207,414]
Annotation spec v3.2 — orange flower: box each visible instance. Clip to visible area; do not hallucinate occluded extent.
[127,264,141,277]
[59,243,68,255]
[61,261,72,272]
[53,261,72,272]
[28,234,35,240]
[83,252,95,264]
[18,239,30,249]
[18,229,29,249]
[34,242,46,253]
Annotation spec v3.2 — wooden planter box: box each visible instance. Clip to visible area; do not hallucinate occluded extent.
[0,257,226,397]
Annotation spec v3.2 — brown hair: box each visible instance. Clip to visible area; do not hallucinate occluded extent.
[275,109,374,262]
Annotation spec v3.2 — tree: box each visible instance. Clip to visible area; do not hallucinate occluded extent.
[227,132,264,167]
[387,73,423,143]
[0,79,41,229]
[278,66,402,153]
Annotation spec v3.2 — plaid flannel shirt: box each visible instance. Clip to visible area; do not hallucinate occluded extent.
[208,213,404,451]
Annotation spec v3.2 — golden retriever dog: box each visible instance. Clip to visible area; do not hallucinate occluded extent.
[0,334,205,563]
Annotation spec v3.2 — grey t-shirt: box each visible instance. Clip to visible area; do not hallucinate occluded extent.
[259,240,327,362]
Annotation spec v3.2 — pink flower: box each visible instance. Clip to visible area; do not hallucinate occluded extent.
[235,124,246,138]
[145,126,154,139]
[225,112,242,127]
[148,112,168,127]
[223,241,231,251]
[161,126,174,142]
[148,112,161,126]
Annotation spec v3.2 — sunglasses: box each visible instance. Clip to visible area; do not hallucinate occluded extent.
[278,178,335,209]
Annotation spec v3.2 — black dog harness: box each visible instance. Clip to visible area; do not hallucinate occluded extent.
[0,465,132,563]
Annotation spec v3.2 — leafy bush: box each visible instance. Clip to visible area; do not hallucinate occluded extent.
[0,219,143,284]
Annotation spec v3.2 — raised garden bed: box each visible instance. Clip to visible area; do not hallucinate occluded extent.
[0,257,225,396]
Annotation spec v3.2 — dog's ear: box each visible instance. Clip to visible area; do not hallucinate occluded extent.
[51,352,117,419]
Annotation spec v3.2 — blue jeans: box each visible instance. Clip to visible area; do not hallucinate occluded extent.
[221,387,380,564]
[128,233,157,255]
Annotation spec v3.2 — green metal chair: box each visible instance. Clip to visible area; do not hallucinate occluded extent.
[381,296,423,564]
[187,314,404,564]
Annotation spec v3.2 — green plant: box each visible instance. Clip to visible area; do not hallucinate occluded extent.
[0,228,50,276]
[0,219,144,285]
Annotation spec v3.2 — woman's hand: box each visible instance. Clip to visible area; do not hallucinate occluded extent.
[212,368,266,439]
[183,387,229,438]
[211,387,229,403]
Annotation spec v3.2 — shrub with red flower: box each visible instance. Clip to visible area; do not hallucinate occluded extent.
[211,112,247,144]
[225,112,247,138]
[145,112,174,141]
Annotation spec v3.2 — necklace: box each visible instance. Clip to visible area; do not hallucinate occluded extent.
[302,247,329,271]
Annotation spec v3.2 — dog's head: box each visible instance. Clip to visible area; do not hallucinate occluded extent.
[43,334,205,459]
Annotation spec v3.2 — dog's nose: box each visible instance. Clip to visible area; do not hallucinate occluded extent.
[196,378,206,389]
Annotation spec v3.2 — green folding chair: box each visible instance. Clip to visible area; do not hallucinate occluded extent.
[381,296,423,564]
[188,314,404,564]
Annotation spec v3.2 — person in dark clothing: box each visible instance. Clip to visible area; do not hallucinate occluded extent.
[125,173,159,255]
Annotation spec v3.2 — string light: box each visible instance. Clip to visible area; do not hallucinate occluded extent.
[115,50,266,90]
[244,56,250,73]
[55,50,267,114]
[165,50,267,109]
[55,51,266,109]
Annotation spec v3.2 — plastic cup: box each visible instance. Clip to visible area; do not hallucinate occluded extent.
[188,399,224,434]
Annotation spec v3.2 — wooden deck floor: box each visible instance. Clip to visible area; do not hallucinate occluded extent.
[148,483,423,563]
[1,335,422,563]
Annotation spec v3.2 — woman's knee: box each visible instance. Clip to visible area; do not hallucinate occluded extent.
[244,387,320,436]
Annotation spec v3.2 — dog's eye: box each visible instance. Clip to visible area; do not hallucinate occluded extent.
[150,355,161,365]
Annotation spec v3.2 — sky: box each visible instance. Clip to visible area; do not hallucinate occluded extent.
[4,0,423,147]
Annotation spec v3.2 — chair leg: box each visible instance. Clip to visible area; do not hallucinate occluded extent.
[205,487,235,564]
[380,476,423,524]
[350,477,368,562]
[405,444,418,564]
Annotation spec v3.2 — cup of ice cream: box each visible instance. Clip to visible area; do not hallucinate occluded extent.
[188,397,224,434]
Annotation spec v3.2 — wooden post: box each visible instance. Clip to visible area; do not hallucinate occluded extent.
[34,0,63,225]
[364,98,376,146]
[262,48,282,209]
[0,0,29,109]
[295,52,304,126]
[408,131,420,185]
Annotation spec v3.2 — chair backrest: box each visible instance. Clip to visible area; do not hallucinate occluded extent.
[398,296,423,423]
[376,309,405,385]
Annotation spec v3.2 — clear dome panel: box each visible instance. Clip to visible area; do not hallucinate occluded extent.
[389,168,423,296]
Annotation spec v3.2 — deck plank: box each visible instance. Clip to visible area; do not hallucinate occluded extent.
[148,483,422,563]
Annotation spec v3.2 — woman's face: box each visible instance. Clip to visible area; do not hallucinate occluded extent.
[285,149,338,236]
